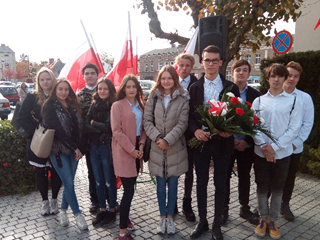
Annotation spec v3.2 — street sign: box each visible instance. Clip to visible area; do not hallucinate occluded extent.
[272,30,293,54]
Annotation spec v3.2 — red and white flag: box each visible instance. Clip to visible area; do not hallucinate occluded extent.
[107,13,138,87]
[59,42,104,92]
[59,21,105,92]
[174,26,199,73]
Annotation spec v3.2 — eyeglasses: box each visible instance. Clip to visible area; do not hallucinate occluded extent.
[203,58,220,65]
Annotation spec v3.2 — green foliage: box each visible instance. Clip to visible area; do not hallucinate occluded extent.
[300,144,320,178]
[259,50,320,148]
[0,120,36,196]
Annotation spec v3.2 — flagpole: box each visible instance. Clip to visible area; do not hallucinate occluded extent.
[80,20,104,73]
[128,12,134,74]
[90,33,106,74]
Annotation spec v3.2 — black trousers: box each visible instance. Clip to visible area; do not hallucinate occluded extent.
[36,166,61,200]
[282,153,301,204]
[225,145,255,207]
[194,137,233,224]
[184,147,195,200]
[119,136,140,229]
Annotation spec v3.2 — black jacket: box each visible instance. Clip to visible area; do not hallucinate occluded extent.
[242,86,261,145]
[43,99,84,155]
[188,74,240,135]
[84,99,112,147]
[17,93,41,139]
[184,74,198,141]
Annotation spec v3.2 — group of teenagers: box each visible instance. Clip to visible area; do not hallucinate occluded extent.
[17,44,314,240]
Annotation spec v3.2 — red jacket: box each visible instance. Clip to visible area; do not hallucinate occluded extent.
[111,98,147,177]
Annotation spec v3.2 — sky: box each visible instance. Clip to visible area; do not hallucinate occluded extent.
[0,0,295,64]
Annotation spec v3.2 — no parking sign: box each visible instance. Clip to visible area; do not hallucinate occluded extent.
[272,30,293,54]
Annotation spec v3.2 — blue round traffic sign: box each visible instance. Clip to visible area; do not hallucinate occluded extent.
[272,30,293,54]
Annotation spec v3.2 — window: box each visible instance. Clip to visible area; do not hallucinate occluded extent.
[4,60,9,67]
[246,55,251,64]
[255,54,261,64]
[145,64,148,72]
[165,61,169,66]
[150,62,154,72]
[226,70,232,81]
[158,62,163,70]
[170,61,174,65]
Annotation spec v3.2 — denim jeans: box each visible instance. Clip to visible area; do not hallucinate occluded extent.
[254,154,290,221]
[90,143,117,210]
[156,176,179,217]
[50,153,81,215]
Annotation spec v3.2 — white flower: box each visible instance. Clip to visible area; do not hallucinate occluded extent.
[238,97,243,103]
[226,92,235,98]
[259,117,265,125]
[221,109,227,116]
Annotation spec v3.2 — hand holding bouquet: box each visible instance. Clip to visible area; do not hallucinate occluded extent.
[188,86,275,151]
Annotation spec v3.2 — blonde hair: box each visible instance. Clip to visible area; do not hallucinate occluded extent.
[175,53,195,67]
[35,67,57,105]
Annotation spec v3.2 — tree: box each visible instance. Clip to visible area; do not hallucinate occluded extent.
[2,67,16,80]
[134,0,303,74]
[100,52,115,67]
[15,66,26,80]
[16,62,29,76]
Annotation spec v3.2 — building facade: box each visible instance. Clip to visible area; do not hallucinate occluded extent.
[0,44,16,80]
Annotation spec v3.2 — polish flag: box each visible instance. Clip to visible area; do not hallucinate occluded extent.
[59,42,104,92]
[174,26,199,73]
[59,21,105,92]
[107,13,138,87]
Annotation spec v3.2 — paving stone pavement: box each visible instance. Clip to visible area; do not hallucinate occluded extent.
[1,159,320,240]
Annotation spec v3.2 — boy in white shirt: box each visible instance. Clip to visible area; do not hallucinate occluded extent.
[252,63,300,239]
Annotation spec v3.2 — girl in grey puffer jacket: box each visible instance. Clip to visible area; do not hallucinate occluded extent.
[143,65,189,235]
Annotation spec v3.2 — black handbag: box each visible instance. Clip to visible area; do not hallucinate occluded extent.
[11,103,32,139]
[143,96,157,162]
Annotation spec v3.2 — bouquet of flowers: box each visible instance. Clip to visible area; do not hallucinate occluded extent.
[188,86,276,151]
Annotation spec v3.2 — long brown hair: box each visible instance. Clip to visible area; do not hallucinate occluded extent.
[35,67,57,105]
[93,77,116,109]
[43,78,81,115]
[116,74,145,110]
[152,65,182,96]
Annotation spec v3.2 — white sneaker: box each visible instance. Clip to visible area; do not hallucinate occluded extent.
[156,218,166,234]
[50,199,59,215]
[59,211,69,227]
[166,218,175,235]
[76,214,88,230]
[40,200,50,216]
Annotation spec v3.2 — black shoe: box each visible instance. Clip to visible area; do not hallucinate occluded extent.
[281,202,294,222]
[212,224,223,240]
[182,197,196,222]
[190,219,209,238]
[92,211,107,225]
[102,211,116,226]
[89,204,100,213]
[221,206,229,225]
[239,205,259,225]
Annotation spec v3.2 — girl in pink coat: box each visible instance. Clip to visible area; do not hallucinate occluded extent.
[111,75,147,240]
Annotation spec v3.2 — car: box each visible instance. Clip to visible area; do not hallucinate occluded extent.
[0,86,20,106]
[0,81,15,87]
[139,80,156,100]
[26,82,35,92]
[0,93,11,120]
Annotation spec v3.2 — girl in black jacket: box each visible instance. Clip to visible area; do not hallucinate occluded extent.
[17,67,61,216]
[43,78,87,230]
[84,78,117,226]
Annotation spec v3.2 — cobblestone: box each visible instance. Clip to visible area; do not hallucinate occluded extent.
[1,160,320,239]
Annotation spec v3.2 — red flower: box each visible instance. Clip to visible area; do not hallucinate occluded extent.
[245,101,252,108]
[253,116,259,125]
[3,162,8,167]
[236,108,245,116]
[230,97,239,104]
